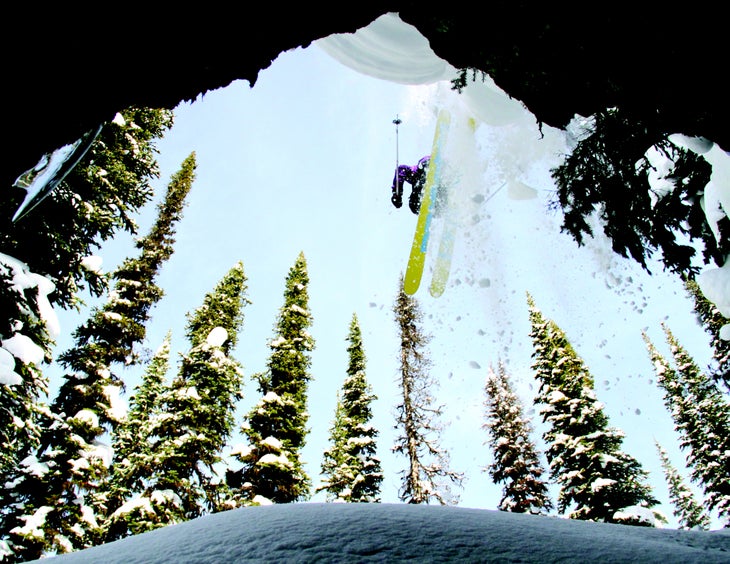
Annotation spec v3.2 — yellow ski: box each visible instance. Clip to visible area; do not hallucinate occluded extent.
[403,109,451,295]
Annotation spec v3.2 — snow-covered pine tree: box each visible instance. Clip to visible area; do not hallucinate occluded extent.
[0,256,57,483]
[0,109,173,546]
[527,293,659,525]
[392,274,463,505]
[0,258,59,562]
[645,325,730,527]
[226,252,314,505]
[654,440,711,530]
[319,391,348,497]
[482,361,552,514]
[0,107,174,309]
[102,331,172,541]
[0,153,195,561]
[318,313,382,502]
[137,261,249,527]
[683,277,730,392]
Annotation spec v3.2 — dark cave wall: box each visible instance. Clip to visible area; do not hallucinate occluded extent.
[4,3,727,190]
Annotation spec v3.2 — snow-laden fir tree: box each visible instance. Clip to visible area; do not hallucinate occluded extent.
[226,252,314,505]
[318,313,382,502]
[0,153,195,562]
[527,293,659,525]
[0,108,172,534]
[654,440,711,530]
[0,256,57,481]
[482,361,553,514]
[0,107,174,309]
[392,274,463,505]
[644,325,730,527]
[131,261,249,529]
[683,278,730,392]
[102,331,172,541]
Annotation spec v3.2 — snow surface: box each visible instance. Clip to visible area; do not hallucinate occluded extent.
[21,12,730,563]
[36,503,730,563]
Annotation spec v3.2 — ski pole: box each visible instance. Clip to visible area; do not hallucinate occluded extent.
[393,115,402,197]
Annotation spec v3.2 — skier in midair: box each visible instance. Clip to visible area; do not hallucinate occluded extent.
[391,155,430,214]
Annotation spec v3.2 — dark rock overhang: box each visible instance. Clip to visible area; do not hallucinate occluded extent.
[4,4,727,190]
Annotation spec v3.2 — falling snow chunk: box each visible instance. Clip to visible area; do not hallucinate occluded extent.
[565,114,596,149]
[469,361,481,369]
[644,146,676,206]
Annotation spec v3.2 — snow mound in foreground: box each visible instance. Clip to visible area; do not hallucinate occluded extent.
[37,503,729,563]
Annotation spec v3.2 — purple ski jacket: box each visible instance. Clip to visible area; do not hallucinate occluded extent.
[392,155,430,191]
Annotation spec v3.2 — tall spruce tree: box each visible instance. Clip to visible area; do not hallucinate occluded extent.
[0,153,195,561]
[227,252,314,504]
[482,361,553,514]
[683,278,730,392]
[318,313,382,502]
[392,274,463,505]
[655,440,711,530]
[527,293,659,524]
[131,261,249,530]
[0,108,173,531]
[644,325,730,527]
[103,331,172,541]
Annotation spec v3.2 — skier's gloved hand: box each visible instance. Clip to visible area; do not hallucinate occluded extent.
[391,193,402,208]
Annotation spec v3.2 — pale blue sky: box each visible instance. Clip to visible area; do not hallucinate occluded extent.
[47,22,721,528]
